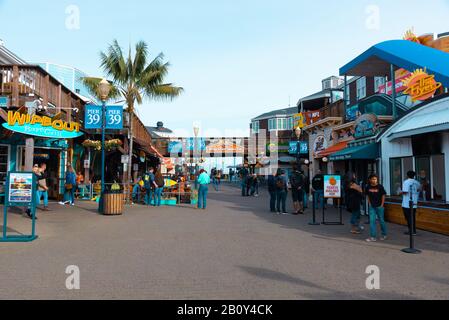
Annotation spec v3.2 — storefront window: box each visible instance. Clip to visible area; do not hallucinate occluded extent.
[0,145,9,189]
[390,156,446,202]
[416,157,431,201]
[390,158,402,196]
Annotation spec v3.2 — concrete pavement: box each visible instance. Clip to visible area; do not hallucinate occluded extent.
[0,185,448,300]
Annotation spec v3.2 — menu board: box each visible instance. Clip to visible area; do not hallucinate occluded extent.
[8,172,34,204]
[324,175,342,199]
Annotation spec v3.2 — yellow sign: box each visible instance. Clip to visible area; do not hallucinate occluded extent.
[293,113,306,129]
[7,111,80,132]
[402,69,442,102]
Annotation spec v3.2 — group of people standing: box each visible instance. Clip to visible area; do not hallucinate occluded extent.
[267,166,310,215]
[239,166,260,197]
[132,167,165,207]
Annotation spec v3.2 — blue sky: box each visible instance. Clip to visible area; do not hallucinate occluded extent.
[1,0,449,136]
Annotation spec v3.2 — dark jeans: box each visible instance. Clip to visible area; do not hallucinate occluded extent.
[241,180,247,196]
[402,207,417,234]
[269,191,276,212]
[276,190,287,213]
[145,189,153,205]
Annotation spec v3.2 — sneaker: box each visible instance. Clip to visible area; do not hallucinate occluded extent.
[380,236,388,241]
[359,225,365,231]
[71,203,75,206]
[351,230,361,234]
[366,238,377,242]
[282,212,289,215]
[58,201,65,205]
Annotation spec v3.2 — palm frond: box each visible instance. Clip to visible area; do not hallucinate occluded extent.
[146,83,184,101]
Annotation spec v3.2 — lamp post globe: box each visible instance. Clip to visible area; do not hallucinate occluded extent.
[99,79,111,102]
[98,79,111,214]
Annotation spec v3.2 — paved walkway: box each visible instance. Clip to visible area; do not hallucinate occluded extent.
[1,185,448,300]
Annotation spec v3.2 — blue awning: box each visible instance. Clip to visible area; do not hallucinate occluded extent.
[340,40,449,88]
[329,143,379,161]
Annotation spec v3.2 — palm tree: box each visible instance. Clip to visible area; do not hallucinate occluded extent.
[83,40,183,189]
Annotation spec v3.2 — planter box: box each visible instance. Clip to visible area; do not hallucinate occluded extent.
[385,203,449,236]
[165,199,177,206]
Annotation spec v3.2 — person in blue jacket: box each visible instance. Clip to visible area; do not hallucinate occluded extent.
[60,164,77,206]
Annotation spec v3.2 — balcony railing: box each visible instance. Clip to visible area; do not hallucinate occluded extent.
[319,100,345,119]
[0,65,84,120]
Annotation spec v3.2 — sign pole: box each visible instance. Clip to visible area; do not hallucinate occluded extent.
[402,185,422,254]
[309,191,320,226]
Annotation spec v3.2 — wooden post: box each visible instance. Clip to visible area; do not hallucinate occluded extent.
[24,138,34,171]
[43,75,49,107]
[12,65,19,107]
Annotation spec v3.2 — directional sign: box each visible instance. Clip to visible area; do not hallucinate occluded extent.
[105,106,123,130]
[85,105,102,129]
[84,105,123,130]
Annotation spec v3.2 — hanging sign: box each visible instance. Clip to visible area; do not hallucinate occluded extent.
[85,105,124,130]
[288,141,309,155]
[2,111,83,139]
[324,175,341,199]
[293,113,306,129]
[403,69,442,102]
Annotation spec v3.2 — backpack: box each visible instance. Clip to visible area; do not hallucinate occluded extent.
[143,173,151,188]
[155,175,165,188]
[276,177,286,190]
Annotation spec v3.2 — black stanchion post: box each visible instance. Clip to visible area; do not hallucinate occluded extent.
[402,185,421,254]
[309,191,320,225]
[339,197,344,225]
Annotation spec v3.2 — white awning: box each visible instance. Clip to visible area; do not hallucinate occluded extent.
[380,95,449,141]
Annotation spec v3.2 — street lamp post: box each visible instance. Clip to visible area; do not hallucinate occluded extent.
[98,79,111,213]
[193,124,200,178]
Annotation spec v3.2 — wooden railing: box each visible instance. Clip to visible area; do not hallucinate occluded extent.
[0,65,84,120]
[320,100,345,119]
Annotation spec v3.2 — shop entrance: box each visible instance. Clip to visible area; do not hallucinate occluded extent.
[17,146,65,200]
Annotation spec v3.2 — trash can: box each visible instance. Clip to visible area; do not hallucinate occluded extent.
[103,192,124,215]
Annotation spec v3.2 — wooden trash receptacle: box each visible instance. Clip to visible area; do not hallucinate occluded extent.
[104,193,124,215]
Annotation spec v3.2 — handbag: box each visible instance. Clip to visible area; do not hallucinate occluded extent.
[65,183,73,191]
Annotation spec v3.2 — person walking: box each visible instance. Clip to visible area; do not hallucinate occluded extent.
[143,168,156,206]
[154,169,165,207]
[197,169,210,210]
[312,170,325,210]
[290,166,305,215]
[402,171,421,236]
[60,164,76,206]
[36,163,50,211]
[26,164,41,219]
[365,174,388,242]
[275,169,289,215]
[267,171,277,213]
[345,172,364,234]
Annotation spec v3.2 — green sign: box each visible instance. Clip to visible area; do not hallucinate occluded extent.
[2,123,84,139]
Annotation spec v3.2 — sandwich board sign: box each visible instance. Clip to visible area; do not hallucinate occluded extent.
[2,172,38,242]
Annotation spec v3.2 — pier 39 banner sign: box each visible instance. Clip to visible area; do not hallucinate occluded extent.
[2,111,83,139]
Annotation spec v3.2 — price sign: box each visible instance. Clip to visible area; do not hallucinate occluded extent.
[85,105,102,129]
[106,106,123,130]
